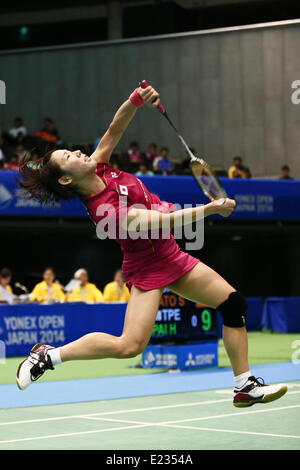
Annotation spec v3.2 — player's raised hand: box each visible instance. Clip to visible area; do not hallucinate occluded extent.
[212,198,236,217]
[137,80,160,108]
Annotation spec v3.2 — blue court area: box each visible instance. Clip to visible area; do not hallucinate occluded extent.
[2,361,299,409]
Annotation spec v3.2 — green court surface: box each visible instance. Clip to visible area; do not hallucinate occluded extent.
[0,384,299,450]
[1,331,298,385]
[0,331,299,450]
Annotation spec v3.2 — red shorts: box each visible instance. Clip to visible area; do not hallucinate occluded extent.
[122,238,199,291]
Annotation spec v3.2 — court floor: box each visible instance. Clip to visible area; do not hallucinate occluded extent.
[0,382,299,450]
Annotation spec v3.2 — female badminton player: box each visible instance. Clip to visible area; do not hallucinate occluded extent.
[16,81,287,407]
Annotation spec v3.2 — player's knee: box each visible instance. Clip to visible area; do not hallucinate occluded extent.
[118,339,145,359]
[217,291,247,328]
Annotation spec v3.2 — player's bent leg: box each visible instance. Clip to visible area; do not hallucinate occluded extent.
[16,286,163,390]
[167,261,287,406]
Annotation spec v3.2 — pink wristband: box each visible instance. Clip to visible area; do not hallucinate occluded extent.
[129,89,144,108]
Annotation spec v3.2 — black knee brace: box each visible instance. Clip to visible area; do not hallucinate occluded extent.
[217,291,247,328]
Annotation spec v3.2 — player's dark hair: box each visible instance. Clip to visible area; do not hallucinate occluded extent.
[18,149,78,204]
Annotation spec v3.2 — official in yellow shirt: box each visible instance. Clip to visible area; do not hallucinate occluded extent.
[103,269,130,302]
[68,268,103,302]
[30,267,65,303]
[0,267,13,301]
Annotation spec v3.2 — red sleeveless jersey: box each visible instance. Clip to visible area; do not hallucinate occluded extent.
[83,163,198,291]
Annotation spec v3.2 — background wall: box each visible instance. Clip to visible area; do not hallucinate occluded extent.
[1,21,300,177]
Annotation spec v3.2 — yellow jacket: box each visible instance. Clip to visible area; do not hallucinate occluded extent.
[228,165,247,178]
[68,283,104,302]
[0,285,13,301]
[30,280,65,303]
[103,281,130,302]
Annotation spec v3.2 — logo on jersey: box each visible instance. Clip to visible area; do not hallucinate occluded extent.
[119,185,128,196]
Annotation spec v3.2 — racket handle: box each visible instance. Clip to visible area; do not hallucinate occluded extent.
[139,80,165,114]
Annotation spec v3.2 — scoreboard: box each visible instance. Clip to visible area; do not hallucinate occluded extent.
[149,289,218,344]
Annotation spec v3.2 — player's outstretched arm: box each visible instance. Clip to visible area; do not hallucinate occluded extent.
[91,81,160,164]
[122,198,236,232]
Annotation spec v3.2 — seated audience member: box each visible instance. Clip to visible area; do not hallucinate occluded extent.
[134,162,154,176]
[145,143,159,166]
[103,269,130,302]
[30,267,65,303]
[93,136,101,150]
[179,148,196,175]
[0,143,5,166]
[153,147,174,175]
[15,143,26,160]
[127,141,143,163]
[6,155,20,171]
[8,117,27,141]
[0,268,13,300]
[68,268,103,302]
[280,165,294,180]
[228,156,251,178]
[34,118,61,143]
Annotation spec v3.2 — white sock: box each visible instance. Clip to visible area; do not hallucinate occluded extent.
[234,371,251,389]
[47,347,62,366]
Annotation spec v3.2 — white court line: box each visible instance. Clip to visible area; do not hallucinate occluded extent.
[82,416,149,425]
[161,424,300,440]
[0,423,150,445]
[158,403,300,426]
[1,390,299,427]
[0,397,232,427]
[80,404,300,427]
[2,404,299,445]
[0,390,299,430]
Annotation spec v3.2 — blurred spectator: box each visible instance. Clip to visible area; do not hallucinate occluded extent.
[153,147,174,175]
[93,136,101,150]
[5,155,20,171]
[144,143,159,166]
[103,269,130,302]
[15,143,26,160]
[29,267,65,303]
[179,148,195,175]
[68,268,103,302]
[8,117,27,140]
[127,141,143,163]
[134,162,154,176]
[280,165,294,180]
[34,118,61,143]
[0,137,5,165]
[0,268,13,301]
[228,156,251,179]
